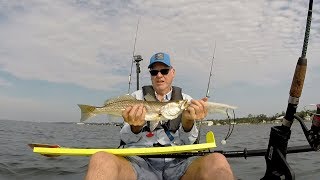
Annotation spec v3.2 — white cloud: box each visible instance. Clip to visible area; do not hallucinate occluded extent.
[0,0,319,121]
[0,94,78,122]
[1,0,319,90]
[0,1,135,91]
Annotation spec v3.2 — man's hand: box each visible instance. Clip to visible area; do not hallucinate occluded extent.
[182,97,208,132]
[122,104,146,133]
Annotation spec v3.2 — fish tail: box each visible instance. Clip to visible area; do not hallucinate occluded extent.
[207,102,237,115]
[78,104,97,122]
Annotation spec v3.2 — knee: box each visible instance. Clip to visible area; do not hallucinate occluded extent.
[88,151,118,167]
[202,153,233,177]
[206,153,229,164]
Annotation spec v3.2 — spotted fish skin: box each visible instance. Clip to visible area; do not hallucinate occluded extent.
[78,94,237,123]
[78,95,188,122]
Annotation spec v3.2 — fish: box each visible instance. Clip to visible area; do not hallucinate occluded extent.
[78,95,189,122]
[78,95,237,127]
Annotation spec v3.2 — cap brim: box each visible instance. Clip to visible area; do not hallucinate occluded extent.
[148,61,170,68]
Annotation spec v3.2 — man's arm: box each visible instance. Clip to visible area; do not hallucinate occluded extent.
[122,104,146,133]
[182,97,208,132]
[119,90,147,143]
[120,104,146,144]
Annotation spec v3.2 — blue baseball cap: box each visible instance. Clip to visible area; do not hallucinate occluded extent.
[148,52,171,68]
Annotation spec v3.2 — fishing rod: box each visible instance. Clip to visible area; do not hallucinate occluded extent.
[205,41,216,98]
[199,42,235,144]
[127,17,143,93]
[262,0,315,180]
[196,42,217,144]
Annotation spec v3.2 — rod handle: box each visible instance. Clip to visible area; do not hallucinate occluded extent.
[289,57,307,98]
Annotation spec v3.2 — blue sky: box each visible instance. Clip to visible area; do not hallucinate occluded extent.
[0,0,319,122]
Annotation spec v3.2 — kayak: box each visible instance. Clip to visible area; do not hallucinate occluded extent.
[29,131,216,157]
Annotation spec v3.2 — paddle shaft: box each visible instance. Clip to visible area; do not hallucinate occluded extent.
[139,145,313,158]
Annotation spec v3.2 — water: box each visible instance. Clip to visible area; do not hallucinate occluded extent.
[0,120,319,180]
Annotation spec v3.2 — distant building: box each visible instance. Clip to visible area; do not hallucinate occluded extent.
[276,115,284,120]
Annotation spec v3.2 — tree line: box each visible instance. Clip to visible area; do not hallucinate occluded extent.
[209,110,316,125]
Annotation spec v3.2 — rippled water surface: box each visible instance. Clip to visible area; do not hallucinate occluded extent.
[0,120,319,180]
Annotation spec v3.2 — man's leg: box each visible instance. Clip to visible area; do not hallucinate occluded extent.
[85,151,136,180]
[181,153,234,180]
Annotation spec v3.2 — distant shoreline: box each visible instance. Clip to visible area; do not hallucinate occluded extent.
[74,118,313,127]
[203,118,312,126]
[0,118,313,126]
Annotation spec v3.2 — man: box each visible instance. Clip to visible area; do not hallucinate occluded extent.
[86,52,234,180]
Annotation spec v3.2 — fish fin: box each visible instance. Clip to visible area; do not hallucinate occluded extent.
[144,104,151,112]
[145,113,167,121]
[78,104,97,122]
[144,93,155,101]
[207,102,237,115]
[104,94,136,105]
[149,121,160,131]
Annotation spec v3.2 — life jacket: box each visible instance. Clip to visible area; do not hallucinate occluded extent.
[118,86,184,148]
[142,85,183,133]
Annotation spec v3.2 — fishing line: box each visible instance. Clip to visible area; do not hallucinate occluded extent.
[202,41,235,145]
[127,17,140,94]
[222,109,236,144]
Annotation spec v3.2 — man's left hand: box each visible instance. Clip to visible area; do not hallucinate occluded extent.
[182,97,208,132]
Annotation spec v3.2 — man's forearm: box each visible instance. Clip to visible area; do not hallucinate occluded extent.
[182,119,195,132]
[130,125,143,134]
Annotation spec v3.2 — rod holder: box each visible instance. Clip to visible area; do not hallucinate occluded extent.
[134,55,143,90]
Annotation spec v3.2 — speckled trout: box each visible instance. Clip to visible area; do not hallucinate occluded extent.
[78,95,237,122]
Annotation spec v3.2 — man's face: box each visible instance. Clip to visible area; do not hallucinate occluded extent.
[149,62,175,94]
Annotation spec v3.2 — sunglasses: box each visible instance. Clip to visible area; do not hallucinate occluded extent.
[149,68,171,76]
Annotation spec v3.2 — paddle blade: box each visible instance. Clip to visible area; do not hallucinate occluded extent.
[28,143,61,157]
[206,131,215,143]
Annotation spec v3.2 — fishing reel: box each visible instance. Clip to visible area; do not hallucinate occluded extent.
[302,104,320,151]
[289,104,320,151]
[134,55,143,62]
[134,55,143,73]
[262,106,320,180]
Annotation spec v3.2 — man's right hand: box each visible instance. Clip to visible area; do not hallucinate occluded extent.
[122,104,146,133]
